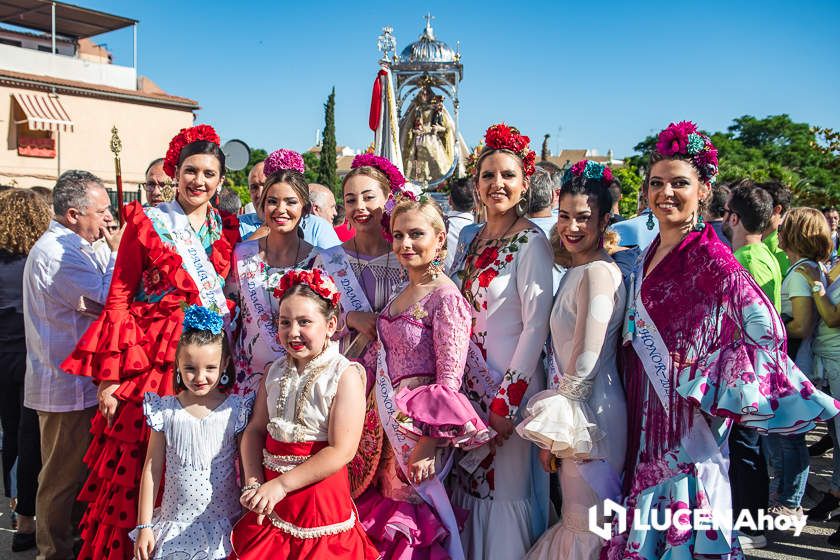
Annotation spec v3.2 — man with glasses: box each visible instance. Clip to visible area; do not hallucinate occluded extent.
[143,158,169,207]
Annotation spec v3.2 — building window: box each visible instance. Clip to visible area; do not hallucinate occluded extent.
[37,45,52,52]
[0,38,22,47]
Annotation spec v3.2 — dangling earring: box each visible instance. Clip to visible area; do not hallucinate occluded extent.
[428,249,444,280]
[646,211,655,231]
[175,369,182,387]
[219,372,229,386]
[694,212,705,232]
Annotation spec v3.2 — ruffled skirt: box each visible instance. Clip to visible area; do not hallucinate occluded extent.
[76,400,152,560]
[230,438,378,559]
[356,486,462,560]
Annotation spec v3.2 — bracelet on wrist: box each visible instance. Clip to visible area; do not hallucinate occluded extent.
[135,523,154,531]
[241,482,262,493]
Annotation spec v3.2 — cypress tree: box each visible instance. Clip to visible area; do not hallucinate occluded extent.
[317,87,338,193]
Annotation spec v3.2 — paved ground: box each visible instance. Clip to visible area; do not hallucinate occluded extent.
[0,428,835,559]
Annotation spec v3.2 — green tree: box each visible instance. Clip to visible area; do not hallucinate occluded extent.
[611,164,643,217]
[626,115,840,207]
[303,151,320,184]
[317,87,338,194]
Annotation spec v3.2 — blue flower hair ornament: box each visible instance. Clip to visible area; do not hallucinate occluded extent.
[182,304,224,335]
[562,159,614,186]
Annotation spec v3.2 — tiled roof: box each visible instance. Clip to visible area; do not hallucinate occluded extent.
[0,68,198,109]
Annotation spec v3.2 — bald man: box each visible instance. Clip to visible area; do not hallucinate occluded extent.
[308,183,337,224]
[143,158,168,207]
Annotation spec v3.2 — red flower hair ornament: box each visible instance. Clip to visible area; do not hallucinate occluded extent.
[272,268,342,308]
[480,123,537,177]
[163,124,221,178]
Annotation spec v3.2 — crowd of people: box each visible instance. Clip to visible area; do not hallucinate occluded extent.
[0,119,839,560]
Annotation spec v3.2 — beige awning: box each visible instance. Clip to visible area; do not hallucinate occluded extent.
[13,92,74,132]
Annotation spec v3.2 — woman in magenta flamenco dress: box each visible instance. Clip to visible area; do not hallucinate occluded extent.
[603,121,840,560]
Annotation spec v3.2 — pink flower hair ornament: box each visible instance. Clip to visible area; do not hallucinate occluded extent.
[654,121,719,183]
[351,154,414,242]
[351,153,406,192]
[264,149,305,176]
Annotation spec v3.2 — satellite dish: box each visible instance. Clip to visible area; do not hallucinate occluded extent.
[222,139,251,171]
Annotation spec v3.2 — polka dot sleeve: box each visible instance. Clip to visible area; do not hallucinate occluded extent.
[142,392,167,432]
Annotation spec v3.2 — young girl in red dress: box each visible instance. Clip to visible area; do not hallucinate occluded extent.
[230,268,378,559]
[61,125,239,560]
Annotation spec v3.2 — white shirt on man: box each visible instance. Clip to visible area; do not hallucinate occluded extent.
[23,220,115,412]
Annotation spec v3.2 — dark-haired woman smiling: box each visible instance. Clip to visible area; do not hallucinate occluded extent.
[62,125,240,560]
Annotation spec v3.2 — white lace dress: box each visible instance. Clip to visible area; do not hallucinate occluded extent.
[130,392,254,559]
[517,260,628,560]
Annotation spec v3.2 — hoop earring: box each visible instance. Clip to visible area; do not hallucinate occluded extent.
[646,212,655,231]
[219,372,230,386]
[515,197,528,217]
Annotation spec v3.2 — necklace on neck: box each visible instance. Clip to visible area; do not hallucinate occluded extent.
[263,233,302,270]
[477,213,519,241]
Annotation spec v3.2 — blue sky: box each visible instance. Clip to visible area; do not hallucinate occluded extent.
[72,0,839,158]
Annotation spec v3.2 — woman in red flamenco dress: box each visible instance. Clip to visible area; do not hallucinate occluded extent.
[61,125,240,560]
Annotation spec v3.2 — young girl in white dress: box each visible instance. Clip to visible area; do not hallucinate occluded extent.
[133,305,253,560]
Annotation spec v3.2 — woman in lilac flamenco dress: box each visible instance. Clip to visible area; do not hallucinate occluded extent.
[355,197,491,559]
[604,121,840,560]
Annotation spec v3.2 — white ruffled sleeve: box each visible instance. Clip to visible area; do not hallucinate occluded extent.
[516,262,620,459]
[142,392,167,432]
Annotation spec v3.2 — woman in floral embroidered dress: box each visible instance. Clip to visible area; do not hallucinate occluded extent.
[228,151,319,396]
[61,125,240,560]
[355,198,491,559]
[604,121,840,560]
[449,124,554,560]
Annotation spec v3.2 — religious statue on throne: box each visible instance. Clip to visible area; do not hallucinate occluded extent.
[400,86,456,185]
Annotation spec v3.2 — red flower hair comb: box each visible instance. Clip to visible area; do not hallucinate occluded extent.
[272,268,341,308]
[163,124,221,178]
[481,123,537,177]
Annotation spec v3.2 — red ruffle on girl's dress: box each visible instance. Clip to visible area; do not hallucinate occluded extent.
[231,438,379,560]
